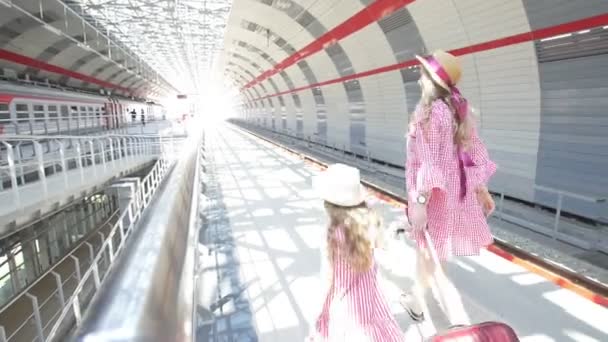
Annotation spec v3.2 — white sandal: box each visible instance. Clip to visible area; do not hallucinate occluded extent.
[399,293,425,322]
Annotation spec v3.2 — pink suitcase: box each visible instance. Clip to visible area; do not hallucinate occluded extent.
[429,321,519,341]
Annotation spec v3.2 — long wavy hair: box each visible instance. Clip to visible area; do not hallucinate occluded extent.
[324,201,382,273]
[413,67,474,148]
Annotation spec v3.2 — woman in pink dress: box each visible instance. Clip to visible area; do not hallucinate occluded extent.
[400,50,497,326]
[310,164,404,341]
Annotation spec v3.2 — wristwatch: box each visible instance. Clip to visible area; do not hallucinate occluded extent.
[416,193,428,205]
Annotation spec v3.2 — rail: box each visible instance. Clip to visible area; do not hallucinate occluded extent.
[50,125,204,341]
[0,209,120,342]
[493,185,607,251]
[0,124,186,341]
[0,132,179,225]
[0,150,173,342]
[0,193,116,307]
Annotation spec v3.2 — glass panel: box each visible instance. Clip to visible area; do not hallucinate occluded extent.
[0,103,9,121]
[16,103,29,121]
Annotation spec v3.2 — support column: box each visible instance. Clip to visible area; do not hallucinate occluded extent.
[36,228,51,271]
[18,228,41,283]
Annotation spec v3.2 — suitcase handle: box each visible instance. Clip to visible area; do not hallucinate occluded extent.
[423,228,442,268]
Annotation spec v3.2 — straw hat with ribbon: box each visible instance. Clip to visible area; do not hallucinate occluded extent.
[415,50,468,123]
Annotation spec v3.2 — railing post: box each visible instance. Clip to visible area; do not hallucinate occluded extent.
[138,137,144,156]
[98,139,107,172]
[57,140,69,189]
[121,137,128,164]
[92,263,101,289]
[108,137,116,167]
[107,236,114,263]
[553,193,563,240]
[33,141,48,199]
[86,242,94,262]
[71,255,81,282]
[75,141,85,184]
[117,220,125,246]
[87,140,97,178]
[52,271,65,307]
[73,296,82,325]
[2,142,20,208]
[27,293,45,341]
[128,137,135,162]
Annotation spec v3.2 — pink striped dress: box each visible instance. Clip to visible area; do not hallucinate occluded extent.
[406,100,496,261]
[313,226,404,341]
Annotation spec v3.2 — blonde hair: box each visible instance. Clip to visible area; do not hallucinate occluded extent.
[413,67,474,148]
[324,201,381,273]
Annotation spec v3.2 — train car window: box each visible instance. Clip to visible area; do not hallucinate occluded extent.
[61,105,69,117]
[71,106,78,117]
[16,103,29,121]
[48,105,58,118]
[33,105,45,120]
[0,103,9,121]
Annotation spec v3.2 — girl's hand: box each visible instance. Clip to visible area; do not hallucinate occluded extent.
[476,187,495,217]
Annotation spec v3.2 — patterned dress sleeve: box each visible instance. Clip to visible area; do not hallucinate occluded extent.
[464,127,497,190]
[415,102,452,194]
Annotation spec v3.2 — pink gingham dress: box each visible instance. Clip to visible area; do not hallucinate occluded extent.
[406,100,496,261]
[313,226,404,341]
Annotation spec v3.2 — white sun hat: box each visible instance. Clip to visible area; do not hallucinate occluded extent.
[313,163,367,207]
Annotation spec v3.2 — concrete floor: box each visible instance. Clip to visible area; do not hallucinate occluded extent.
[200,123,608,342]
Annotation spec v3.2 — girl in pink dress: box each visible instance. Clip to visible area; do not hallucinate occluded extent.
[310,164,404,342]
[400,50,497,326]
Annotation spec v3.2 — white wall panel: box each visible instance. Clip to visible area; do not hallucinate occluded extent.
[306,50,341,81]
[232,1,305,46]
[455,0,530,44]
[285,94,297,132]
[300,91,317,136]
[339,23,397,72]
[409,0,469,51]
[475,43,541,200]
[310,0,363,32]
[323,83,350,149]
[365,72,408,165]
[229,30,306,91]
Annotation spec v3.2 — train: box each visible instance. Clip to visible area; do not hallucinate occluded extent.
[0,81,165,136]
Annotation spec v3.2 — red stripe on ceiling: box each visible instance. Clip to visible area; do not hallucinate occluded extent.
[0,49,130,93]
[248,13,608,102]
[242,0,416,90]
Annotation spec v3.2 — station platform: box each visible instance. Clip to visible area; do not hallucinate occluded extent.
[199,123,608,341]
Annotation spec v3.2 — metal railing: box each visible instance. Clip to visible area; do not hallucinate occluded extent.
[0,143,175,342]
[493,185,607,251]
[0,209,120,342]
[0,124,187,341]
[0,132,174,220]
[0,194,115,306]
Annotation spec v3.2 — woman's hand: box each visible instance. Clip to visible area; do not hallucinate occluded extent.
[476,187,495,217]
[408,202,428,231]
